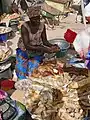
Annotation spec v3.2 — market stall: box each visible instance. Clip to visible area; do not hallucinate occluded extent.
[14,51,90,120]
[0,0,90,120]
[13,39,90,120]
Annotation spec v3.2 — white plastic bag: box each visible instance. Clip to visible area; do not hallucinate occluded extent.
[85,2,90,17]
[73,27,90,58]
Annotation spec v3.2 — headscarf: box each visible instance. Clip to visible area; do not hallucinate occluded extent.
[27,6,41,18]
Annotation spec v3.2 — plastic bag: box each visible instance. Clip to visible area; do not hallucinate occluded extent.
[85,2,90,17]
[73,27,90,58]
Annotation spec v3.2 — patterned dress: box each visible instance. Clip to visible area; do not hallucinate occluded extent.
[16,22,44,79]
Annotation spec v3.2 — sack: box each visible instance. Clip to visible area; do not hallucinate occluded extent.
[0,90,18,120]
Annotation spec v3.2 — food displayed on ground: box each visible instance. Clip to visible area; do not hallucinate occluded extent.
[23,59,89,120]
[31,60,64,78]
[0,63,11,72]
[0,13,20,23]
[0,46,12,62]
[15,77,88,120]
[0,27,12,34]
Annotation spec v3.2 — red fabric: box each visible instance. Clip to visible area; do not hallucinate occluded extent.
[64,29,77,43]
[1,80,15,89]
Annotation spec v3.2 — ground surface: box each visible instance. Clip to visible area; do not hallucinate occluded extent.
[7,14,90,55]
[3,14,90,120]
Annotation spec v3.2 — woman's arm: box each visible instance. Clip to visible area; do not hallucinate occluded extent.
[41,25,53,47]
[41,25,60,51]
[21,24,52,53]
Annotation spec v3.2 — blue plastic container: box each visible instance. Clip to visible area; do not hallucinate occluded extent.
[0,34,7,42]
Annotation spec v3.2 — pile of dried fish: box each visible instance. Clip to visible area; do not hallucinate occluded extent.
[23,83,86,120]
[30,73,71,90]
[22,77,89,120]
[31,60,64,78]
[15,60,90,120]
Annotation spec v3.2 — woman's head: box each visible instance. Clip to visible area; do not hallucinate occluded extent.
[27,6,41,25]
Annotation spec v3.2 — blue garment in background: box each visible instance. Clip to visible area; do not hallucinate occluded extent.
[85,50,90,69]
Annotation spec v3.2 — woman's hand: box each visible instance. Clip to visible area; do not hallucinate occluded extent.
[50,44,60,53]
[52,44,60,49]
[52,44,59,47]
[38,45,60,53]
[49,45,60,53]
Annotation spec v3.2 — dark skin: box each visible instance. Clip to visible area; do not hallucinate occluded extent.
[11,3,19,13]
[86,17,90,23]
[21,15,60,53]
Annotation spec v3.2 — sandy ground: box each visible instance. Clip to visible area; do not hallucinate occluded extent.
[7,14,90,55]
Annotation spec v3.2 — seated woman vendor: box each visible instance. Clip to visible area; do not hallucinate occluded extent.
[16,6,59,79]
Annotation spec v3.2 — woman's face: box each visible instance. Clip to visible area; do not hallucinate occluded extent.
[30,16,40,26]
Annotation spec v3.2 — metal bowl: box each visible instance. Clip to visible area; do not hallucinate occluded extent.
[49,38,70,58]
[49,38,70,50]
[0,47,13,64]
[0,26,12,35]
